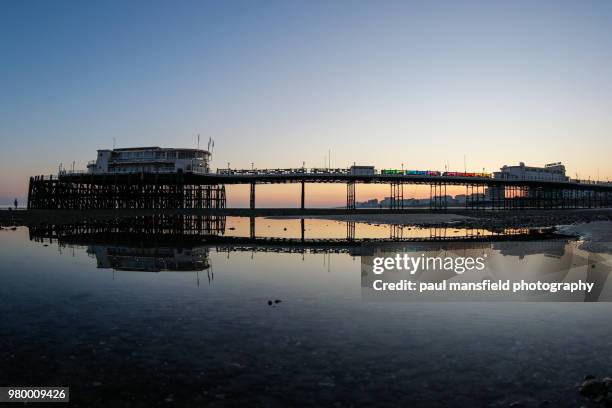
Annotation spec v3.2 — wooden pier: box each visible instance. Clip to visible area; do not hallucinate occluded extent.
[28,173,226,210]
[26,169,612,210]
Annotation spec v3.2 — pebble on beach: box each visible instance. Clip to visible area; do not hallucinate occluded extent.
[578,375,612,406]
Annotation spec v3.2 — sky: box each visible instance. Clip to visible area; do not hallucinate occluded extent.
[2,0,612,206]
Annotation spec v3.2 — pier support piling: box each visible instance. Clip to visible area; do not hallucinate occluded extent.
[430,183,447,210]
[249,182,256,210]
[346,182,356,209]
[390,182,404,209]
[250,216,255,239]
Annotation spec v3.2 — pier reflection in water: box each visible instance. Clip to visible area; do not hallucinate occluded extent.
[26,214,561,273]
[29,217,612,302]
[3,216,612,407]
[29,213,552,250]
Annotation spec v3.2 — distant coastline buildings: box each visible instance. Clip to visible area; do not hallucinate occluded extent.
[354,194,485,208]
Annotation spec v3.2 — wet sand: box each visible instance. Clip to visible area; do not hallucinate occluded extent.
[280,213,473,225]
[3,208,612,230]
[276,209,612,230]
[557,221,612,254]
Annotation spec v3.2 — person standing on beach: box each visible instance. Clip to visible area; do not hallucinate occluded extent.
[14,198,18,209]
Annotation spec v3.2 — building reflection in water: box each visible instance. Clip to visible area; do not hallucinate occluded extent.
[87,245,210,272]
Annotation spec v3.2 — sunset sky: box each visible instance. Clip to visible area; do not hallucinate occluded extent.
[2,0,612,206]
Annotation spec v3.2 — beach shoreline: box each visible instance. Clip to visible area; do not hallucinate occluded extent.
[3,208,612,228]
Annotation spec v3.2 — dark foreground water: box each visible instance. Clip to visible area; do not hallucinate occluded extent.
[1,217,611,407]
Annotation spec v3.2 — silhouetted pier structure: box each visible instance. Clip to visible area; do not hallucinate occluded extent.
[27,168,612,210]
[28,173,225,210]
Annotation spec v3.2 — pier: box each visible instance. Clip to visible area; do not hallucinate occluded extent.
[27,167,612,211]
